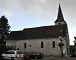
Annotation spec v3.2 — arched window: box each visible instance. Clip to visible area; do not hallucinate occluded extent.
[41,42,43,48]
[30,45,31,47]
[24,42,26,48]
[52,41,55,48]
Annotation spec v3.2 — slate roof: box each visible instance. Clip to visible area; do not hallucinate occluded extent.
[6,24,67,40]
[55,4,66,23]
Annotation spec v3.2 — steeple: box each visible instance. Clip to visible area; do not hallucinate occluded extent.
[57,4,64,20]
[55,4,66,25]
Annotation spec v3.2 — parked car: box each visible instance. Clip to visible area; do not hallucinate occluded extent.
[29,52,44,59]
[1,50,23,60]
[70,53,76,57]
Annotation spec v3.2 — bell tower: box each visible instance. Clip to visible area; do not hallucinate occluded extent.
[55,4,66,25]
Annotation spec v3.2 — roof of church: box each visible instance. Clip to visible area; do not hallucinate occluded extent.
[6,24,67,40]
[55,4,65,23]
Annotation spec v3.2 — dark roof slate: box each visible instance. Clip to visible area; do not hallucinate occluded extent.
[55,4,65,23]
[6,24,67,40]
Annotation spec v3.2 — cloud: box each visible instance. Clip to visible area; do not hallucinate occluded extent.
[0,0,76,22]
[0,0,58,19]
[2,10,13,18]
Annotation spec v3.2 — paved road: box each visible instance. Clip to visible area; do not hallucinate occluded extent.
[0,56,76,60]
[50,57,76,60]
[31,56,76,60]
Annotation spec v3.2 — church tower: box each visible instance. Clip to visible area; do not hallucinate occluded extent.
[55,4,66,25]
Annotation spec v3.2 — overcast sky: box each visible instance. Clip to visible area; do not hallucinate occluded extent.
[0,0,76,45]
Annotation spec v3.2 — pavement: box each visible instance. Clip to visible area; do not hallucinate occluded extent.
[42,55,76,60]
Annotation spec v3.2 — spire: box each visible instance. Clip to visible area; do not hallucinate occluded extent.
[55,4,66,25]
[57,4,64,20]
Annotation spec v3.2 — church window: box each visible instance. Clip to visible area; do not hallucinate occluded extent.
[24,42,26,48]
[58,23,61,25]
[30,45,31,47]
[41,42,43,48]
[52,41,55,48]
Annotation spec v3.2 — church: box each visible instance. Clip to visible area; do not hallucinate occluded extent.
[6,4,70,56]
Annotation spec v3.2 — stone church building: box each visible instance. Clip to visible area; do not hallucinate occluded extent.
[6,4,70,56]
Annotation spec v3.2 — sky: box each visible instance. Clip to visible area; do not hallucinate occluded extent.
[0,0,76,45]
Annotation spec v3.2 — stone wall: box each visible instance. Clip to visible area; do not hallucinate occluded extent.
[6,38,67,56]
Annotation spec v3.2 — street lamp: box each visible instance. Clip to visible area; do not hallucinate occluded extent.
[58,36,64,58]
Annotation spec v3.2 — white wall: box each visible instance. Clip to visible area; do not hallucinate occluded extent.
[6,40,16,47]
[6,38,67,55]
[16,38,67,55]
